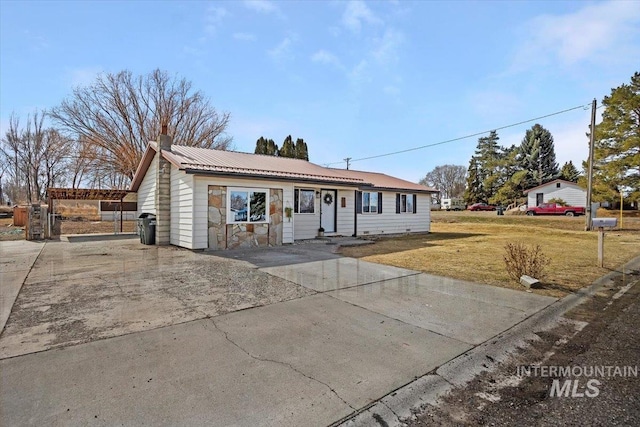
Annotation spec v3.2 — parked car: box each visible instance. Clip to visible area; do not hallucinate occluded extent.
[468,203,496,211]
[526,203,585,216]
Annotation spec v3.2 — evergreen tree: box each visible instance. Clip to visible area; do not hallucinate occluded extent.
[488,145,522,205]
[593,72,640,203]
[463,156,483,204]
[559,161,580,182]
[254,136,268,155]
[464,130,501,202]
[265,139,278,155]
[278,135,295,158]
[294,138,309,160]
[517,124,559,188]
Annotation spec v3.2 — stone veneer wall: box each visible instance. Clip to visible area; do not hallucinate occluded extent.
[208,186,283,250]
[268,189,283,246]
[208,186,227,250]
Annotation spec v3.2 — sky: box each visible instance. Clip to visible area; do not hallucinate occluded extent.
[1,0,639,183]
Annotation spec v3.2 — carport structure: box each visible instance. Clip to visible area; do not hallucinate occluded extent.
[46,187,131,234]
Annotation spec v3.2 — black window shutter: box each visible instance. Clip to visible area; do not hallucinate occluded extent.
[396,193,400,214]
[356,191,363,214]
[413,194,417,213]
[294,190,299,213]
[377,192,383,214]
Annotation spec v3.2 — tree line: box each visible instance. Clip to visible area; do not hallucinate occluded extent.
[254,135,309,160]
[421,72,638,207]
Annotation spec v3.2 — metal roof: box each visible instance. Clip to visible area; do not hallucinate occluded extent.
[329,168,437,193]
[130,142,438,193]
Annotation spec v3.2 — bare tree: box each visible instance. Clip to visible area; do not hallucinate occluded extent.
[419,165,467,199]
[49,69,233,184]
[0,112,71,203]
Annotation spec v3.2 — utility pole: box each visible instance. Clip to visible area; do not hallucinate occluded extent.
[344,157,352,170]
[585,98,596,231]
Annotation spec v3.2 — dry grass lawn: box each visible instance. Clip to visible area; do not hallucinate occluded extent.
[342,211,640,298]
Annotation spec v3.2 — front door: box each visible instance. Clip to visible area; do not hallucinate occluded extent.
[536,193,544,206]
[320,190,336,233]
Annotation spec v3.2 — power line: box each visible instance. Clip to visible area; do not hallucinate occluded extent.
[326,103,591,167]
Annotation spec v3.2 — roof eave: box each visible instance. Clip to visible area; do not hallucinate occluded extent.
[359,185,438,194]
[129,144,157,192]
[183,168,367,187]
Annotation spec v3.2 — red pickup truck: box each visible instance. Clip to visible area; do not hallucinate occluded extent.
[526,203,585,216]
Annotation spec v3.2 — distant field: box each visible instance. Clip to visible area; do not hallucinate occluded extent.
[342,211,640,298]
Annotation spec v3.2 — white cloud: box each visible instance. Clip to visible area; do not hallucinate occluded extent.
[268,37,294,62]
[512,1,640,70]
[548,116,593,167]
[311,50,345,70]
[372,28,404,66]
[23,30,49,50]
[243,0,278,14]
[233,32,257,41]
[67,66,103,88]
[204,6,228,36]
[349,59,371,84]
[469,90,523,121]
[342,0,383,33]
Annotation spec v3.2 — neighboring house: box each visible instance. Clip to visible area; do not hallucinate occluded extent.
[523,179,587,207]
[130,133,437,250]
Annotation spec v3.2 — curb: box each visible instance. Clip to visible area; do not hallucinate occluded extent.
[336,255,640,427]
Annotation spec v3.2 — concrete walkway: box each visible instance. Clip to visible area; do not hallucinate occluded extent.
[0,240,44,333]
[0,240,557,426]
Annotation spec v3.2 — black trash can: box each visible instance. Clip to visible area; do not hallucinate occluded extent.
[138,213,156,245]
[497,206,505,216]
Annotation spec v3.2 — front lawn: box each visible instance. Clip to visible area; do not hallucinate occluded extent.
[341,212,640,298]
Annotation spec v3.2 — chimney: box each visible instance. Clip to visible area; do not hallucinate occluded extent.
[159,124,171,152]
[155,125,172,245]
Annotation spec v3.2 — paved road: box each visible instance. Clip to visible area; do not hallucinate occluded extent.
[411,265,640,426]
[1,238,556,426]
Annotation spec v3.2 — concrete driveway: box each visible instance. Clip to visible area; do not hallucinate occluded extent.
[0,236,311,359]
[0,238,557,426]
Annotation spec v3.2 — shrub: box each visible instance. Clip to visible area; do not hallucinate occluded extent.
[548,198,567,206]
[504,242,550,281]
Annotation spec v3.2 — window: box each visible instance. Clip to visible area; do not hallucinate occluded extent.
[396,193,417,214]
[363,191,378,213]
[294,189,315,214]
[556,182,561,188]
[228,188,268,223]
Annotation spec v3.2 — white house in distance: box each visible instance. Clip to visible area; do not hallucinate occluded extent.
[130,132,437,250]
[524,179,587,207]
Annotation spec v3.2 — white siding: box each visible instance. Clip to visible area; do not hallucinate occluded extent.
[193,176,295,249]
[337,189,355,236]
[293,187,320,240]
[170,166,194,249]
[292,187,359,239]
[357,192,431,236]
[137,153,157,216]
[527,182,587,207]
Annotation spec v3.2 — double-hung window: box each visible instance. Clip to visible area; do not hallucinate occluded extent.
[356,191,382,214]
[362,191,378,213]
[294,189,315,214]
[396,193,417,214]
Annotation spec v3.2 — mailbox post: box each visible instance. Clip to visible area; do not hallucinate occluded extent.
[592,218,617,267]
